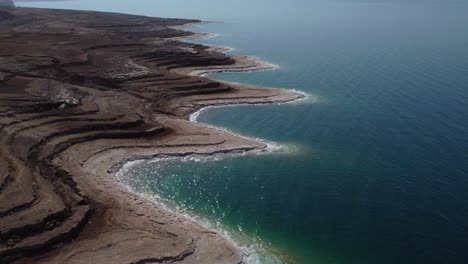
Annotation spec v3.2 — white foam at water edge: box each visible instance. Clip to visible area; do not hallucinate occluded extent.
[171,23,221,40]
[264,141,282,152]
[209,45,236,53]
[250,56,281,71]
[189,90,313,123]
[112,23,295,264]
[181,32,220,41]
[200,32,220,39]
[224,46,236,52]
[189,105,214,122]
[190,118,285,154]
[186,93,316,155]
[115,167,283,264]
[284,89,317,103]
[187,59,281,77]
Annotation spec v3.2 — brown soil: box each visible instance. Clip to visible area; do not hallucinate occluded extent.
[0,7,302,264]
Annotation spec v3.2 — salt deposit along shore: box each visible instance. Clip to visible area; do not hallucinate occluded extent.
[0,7,303,264]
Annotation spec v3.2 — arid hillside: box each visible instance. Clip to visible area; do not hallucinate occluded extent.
[0,7,300,264]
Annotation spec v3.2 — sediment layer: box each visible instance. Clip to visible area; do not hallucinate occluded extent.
[0,7,302,264]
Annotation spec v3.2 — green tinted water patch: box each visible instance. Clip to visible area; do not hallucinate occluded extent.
[117,157,299,264]
[118,152,390,264]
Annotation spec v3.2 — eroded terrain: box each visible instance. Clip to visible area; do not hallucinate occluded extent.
[0,7,301,263]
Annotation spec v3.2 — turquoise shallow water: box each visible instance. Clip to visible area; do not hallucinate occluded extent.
[20,1,468,263]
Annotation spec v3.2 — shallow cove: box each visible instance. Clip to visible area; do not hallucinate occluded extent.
[19,1,468,264]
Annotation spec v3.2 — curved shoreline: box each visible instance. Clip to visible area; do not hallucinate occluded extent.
[111,45,307,180]
[103,79,303,264]
[110,22,308,264]
[0,7,303,264]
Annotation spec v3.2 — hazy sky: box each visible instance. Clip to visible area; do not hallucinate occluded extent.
[15,0,468,26]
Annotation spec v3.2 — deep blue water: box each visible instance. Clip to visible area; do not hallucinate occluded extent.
[19,1,468,263]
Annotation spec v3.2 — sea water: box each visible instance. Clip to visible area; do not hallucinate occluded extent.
[19,1,468,263]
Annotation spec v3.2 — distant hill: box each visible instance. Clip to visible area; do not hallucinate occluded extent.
[0,0,15,7]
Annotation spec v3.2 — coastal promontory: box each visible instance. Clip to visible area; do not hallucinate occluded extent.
[0,7,301,264]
